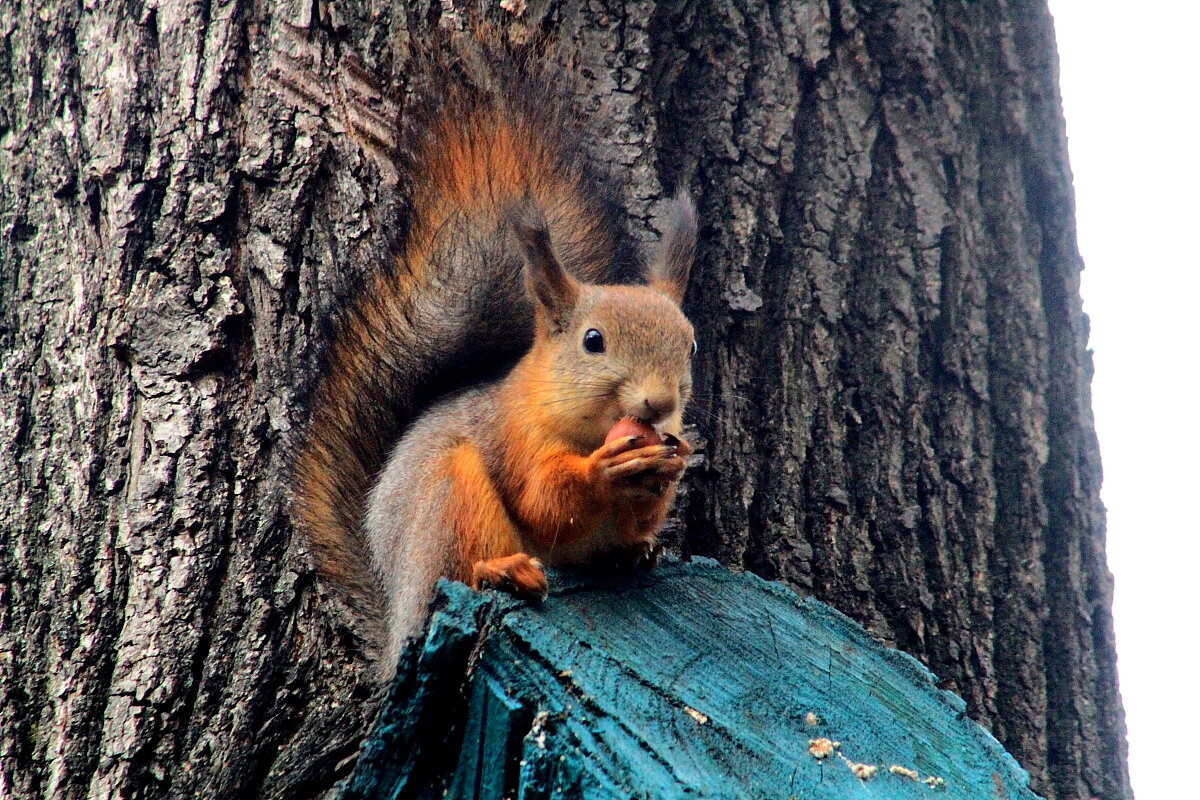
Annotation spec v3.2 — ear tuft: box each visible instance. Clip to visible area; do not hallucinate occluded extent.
[648,191,697,304]
[508,201,579,333]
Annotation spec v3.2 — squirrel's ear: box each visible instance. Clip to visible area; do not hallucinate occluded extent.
[509,202,580,333]
[646,191,697,305]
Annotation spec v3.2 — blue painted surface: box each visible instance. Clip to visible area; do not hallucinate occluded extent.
[344,558,1041,800]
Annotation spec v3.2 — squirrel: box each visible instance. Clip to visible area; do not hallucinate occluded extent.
[289,41,698,677]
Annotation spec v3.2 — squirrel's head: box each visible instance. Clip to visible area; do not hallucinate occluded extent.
[509,195,698,450]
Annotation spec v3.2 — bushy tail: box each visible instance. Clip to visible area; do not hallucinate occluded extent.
[287,35,638,634]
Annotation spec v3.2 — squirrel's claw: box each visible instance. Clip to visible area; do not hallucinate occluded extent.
[601,445,677,476]
[603,447,685,483]
[594,434,648,460]
[604,539,663,573]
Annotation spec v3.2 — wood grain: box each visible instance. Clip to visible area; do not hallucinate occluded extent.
[346,559,1042,799]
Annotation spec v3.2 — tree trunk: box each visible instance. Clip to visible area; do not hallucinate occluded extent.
[0,1,1129,799]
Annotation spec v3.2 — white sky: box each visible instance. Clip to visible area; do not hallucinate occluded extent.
[1048,2,1200,797]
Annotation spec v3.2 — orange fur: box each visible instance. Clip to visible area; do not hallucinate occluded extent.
[289,57,635,620]
[474,317,691,576]
[444,442,524,578]
[401,91,624,284]
[292,47,697,666]
[440,378,684,590]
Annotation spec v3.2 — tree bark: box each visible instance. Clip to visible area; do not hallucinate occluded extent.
[0,1,1129,799]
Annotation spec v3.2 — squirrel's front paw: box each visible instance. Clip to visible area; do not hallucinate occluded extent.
[589,436,685,500]
[472,553,548,600]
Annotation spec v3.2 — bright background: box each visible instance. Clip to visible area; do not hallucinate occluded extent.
[1049,2,1200,797]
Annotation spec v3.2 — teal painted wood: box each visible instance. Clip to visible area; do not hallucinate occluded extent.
[343,559,1040,800]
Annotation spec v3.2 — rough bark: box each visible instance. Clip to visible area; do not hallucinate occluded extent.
[0,1,1128,799]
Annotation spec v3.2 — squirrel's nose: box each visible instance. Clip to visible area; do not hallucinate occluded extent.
[640,392,677,423]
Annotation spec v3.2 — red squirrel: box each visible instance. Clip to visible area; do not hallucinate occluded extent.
[290,41,697,676]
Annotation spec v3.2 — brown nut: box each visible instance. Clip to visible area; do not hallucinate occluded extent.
[605,417,662,445]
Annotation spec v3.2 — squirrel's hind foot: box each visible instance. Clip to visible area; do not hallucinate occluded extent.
[602,539,663,574]
[472,553,549,600]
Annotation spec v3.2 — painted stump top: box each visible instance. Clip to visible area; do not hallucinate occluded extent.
[344,558,1039,800]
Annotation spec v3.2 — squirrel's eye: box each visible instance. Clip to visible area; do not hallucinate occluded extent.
[583,328,606,354]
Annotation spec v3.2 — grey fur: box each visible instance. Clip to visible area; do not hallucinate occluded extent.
[649,192,697,303]
[365,385,498,676]
[509,202,581,334]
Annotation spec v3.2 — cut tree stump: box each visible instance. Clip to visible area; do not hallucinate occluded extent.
[342,559,1040,799]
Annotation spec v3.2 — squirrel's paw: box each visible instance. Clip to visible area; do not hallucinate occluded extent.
[603,538,663,573]
[472,553,548,600]
[661,432,694,457]
[595,444,685,498]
